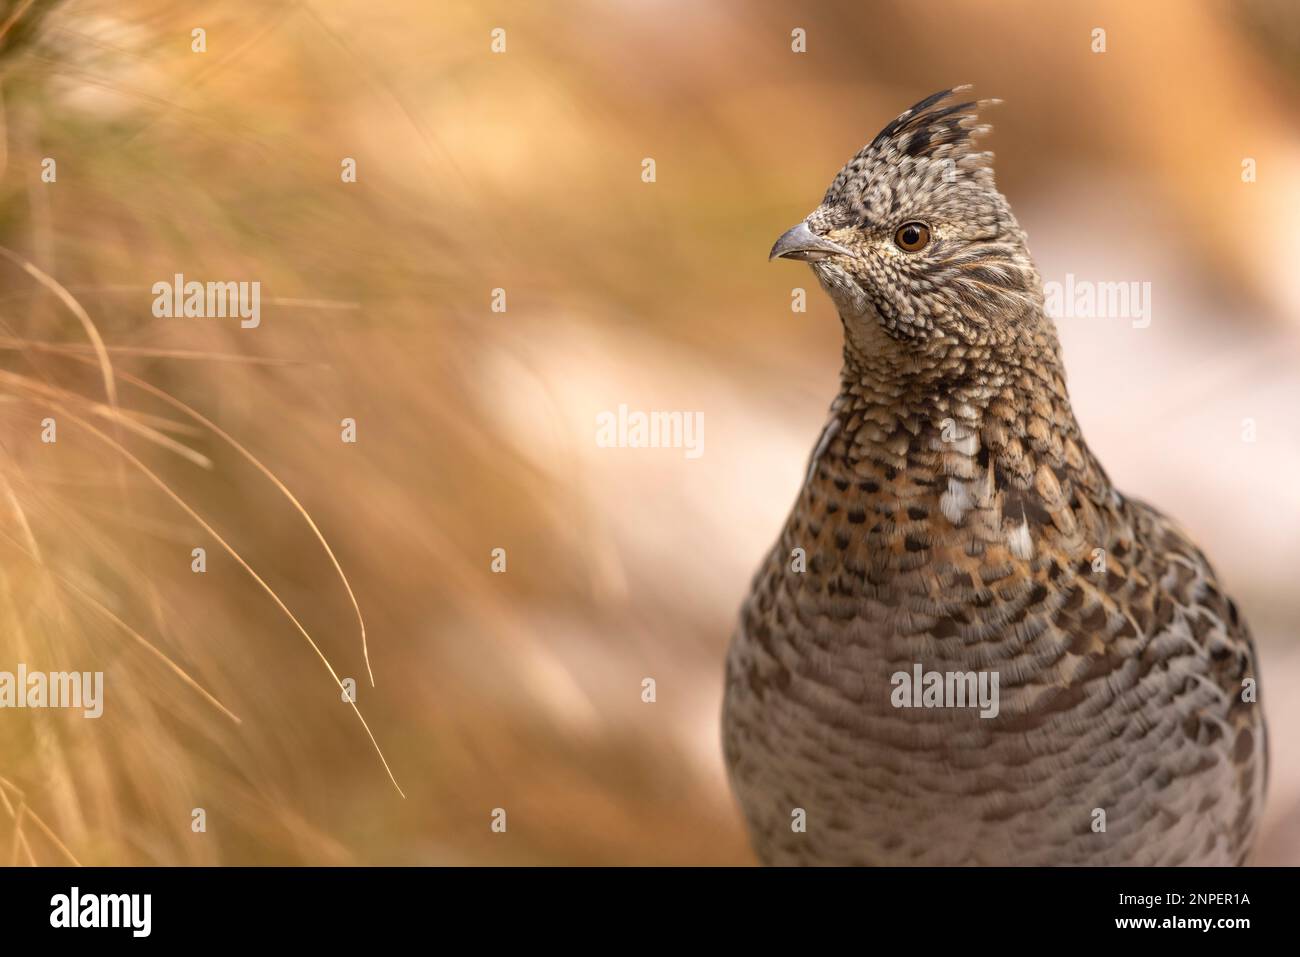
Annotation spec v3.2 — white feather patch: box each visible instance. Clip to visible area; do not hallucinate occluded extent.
[940,477,974,525]
[1008,520,1034,560]
[953,431,979,456]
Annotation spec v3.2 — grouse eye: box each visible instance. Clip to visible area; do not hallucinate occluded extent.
[894,222,931,252]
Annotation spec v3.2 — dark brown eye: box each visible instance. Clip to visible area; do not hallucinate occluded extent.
[894,222,930,252]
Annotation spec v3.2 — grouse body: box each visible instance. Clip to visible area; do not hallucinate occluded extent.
[722,88,1267,866]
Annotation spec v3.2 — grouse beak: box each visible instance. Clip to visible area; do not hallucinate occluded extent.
[769,222,852,262]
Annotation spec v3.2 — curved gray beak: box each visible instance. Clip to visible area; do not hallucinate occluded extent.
[769,222,852,262]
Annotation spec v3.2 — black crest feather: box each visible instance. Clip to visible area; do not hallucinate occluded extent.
[823,86,997,207]
[870,86,995,160]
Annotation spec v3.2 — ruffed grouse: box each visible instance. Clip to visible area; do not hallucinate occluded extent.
[722,88,1267,866]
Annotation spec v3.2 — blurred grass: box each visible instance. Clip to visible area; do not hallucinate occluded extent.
[0,0,1296,864]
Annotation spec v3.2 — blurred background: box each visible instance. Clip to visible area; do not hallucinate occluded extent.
[0,0,1296,864]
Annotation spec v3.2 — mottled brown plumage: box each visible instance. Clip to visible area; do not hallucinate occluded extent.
[723,88,1266,865]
